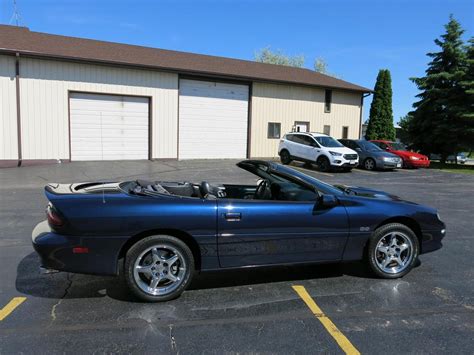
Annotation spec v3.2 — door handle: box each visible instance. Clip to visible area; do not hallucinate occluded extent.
[224,212,241,221]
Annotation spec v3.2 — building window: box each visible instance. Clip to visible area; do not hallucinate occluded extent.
[267,122,281,139]
[323,125,331,135]
[324,89,332,113]
[294,121,310,133]
[342,126,349,139]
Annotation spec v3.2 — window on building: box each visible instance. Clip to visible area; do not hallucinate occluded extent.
[294,121,310,132]
[342,126,349,139]
[324,89,332,113]
[267,122,281,139]
[323,125,331,135]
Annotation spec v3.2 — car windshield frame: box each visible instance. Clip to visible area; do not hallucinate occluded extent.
[314,136,344,148]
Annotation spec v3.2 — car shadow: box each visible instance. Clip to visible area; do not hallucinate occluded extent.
[16,252,377,303]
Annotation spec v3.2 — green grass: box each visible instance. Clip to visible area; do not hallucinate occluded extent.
[429,161,474,174]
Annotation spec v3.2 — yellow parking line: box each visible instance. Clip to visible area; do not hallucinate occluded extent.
[0,297,26,321]
[292,286,360,355]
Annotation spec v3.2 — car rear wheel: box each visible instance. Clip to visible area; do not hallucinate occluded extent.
[124,235,194,302]
[367,223,419,278]
[364,158,376,170]
[317,156,330,172]
[280,150,292,165]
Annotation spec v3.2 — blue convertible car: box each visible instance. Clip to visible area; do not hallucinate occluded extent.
[32,160,445,301]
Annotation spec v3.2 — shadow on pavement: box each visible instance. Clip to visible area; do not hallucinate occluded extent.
[16,252,374,303]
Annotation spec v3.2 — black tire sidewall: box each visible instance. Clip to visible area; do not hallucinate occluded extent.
[124,235,195,302]
[280,150,291,164]
[318,157,330,172]
[367,223,419,279]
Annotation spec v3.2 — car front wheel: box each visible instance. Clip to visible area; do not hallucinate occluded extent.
[367,223,419,278]
[317,156,331,172]
[364,158,376,170]
[124,235,195,302]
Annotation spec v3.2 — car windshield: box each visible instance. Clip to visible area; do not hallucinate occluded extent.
[315,136,344,148]
[358,141,382,152]
[391,142,407,151]
[272,165,343,195]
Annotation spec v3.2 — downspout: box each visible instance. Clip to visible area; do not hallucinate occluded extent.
[359,92,371,139]
[15,53,22,167]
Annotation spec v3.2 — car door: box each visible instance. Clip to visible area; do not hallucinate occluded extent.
[217,197,349,268]
[349,141,366,161]
[300,135,321,161]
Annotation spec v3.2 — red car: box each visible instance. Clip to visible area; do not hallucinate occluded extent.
[370,140,430,168]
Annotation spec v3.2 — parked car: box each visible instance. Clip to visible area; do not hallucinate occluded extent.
[430,153,468,164]
[279,132,359,172]
[32,160,445,302]
[339,139,402,170]
[370,140,430,168]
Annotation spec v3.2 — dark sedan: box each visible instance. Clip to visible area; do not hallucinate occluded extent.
[32,160,445,302]
[339,139,402,170]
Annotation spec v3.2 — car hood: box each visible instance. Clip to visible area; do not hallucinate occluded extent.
[368,151,400,158]
[324,146,358,155]
[334,184,407,202]
[393,150,428,159]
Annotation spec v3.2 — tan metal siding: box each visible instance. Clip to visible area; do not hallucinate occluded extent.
[250,82,362,158]
[0,55,18,160]
[19,58,178,159]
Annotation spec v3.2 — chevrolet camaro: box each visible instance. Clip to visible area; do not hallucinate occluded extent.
[32,160,445,301]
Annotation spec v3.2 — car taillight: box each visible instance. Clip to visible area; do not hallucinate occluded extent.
[47,204,64,226]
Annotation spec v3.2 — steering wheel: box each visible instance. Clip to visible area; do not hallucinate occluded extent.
[254,179,269,200]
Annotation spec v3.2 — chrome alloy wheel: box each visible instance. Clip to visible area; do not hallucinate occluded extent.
[364,158,375,170]
[375,232,414,274]
[133,245,187,296]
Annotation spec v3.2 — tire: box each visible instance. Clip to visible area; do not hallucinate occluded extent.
[280,150,292,165]
[364,158,376,171]
[367,223,419,279]
[124,235,195,302]
[317,156,331,172]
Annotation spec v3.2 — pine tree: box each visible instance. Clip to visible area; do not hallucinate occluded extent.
[460,38,474,151]
[409,15,468,161]
[365,70,396,140]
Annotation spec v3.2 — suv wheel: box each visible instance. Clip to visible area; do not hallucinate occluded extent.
[317,156,330,172]
[280,150,292,165]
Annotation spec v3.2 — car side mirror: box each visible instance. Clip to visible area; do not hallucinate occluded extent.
[355,147,362,151]
[318,194,338,208]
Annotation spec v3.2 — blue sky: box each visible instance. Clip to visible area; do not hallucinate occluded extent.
[1,0,473,123]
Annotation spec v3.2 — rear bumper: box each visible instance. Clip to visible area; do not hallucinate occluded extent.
[32,220,127,276]
[420,225,446,254]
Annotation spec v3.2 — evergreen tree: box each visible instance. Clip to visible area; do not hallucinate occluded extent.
[460,37,474,151]
[365,69,396,140]
[409,15,468,160]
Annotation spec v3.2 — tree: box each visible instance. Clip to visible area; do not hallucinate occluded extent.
[254,47,305,68]
[460,37,474,151]
[313,57,339,78]
[365,69,396,140]
[408,15,469,161]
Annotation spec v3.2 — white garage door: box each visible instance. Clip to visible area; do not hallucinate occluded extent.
[70,93,149,161]
[179,79,249,159]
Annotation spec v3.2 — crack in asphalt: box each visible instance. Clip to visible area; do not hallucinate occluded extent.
[169,324,178,354]
[50,273,74,323]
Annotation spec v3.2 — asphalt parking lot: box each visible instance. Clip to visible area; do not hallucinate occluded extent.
[1,160,473,354]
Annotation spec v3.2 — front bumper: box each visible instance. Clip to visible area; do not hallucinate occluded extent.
[405,159,430,168]
[32,220,127,276]
[378,159,402,169]
[420,224,446,254]
[331,159,359,168]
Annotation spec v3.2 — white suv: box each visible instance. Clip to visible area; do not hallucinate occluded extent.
[278,132,359,172]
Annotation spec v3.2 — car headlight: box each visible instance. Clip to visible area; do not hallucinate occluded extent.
[382,157,392,162]
[410,156,420,160]
[329,151,342,156]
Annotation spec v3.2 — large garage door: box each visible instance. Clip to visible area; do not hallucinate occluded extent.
[70,93,149,161]
[179,79,249,159]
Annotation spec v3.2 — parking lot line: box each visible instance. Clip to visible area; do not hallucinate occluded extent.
[292,286,360,355]
[0,297,26,322]
[353,169,377,175]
